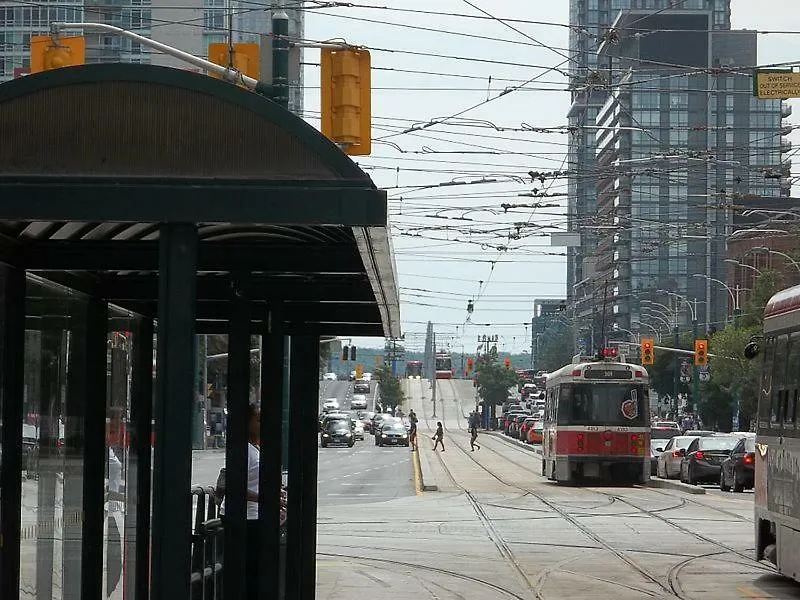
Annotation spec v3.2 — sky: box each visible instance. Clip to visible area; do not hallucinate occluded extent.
[298,0,800,354]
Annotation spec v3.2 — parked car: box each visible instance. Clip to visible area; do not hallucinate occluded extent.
[679,435,744,485]
[519,417,536,442]
[656,435,700,479]
[653,421,680,430]
[526,421,543,445]
[720,435,756,492]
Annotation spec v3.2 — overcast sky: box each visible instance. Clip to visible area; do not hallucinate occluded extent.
[300,1,800,353]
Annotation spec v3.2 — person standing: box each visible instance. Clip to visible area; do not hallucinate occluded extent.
[409,409,418,425]
[220,403,262,599]
[469,424,481,451]
[433,421,445,451]
[409,419,418,451]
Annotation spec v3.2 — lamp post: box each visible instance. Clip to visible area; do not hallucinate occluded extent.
[661,290,699,414]
[750,247,800,275]
[692,273,741,323]
[643,298,680,409]
[724,259,763,276]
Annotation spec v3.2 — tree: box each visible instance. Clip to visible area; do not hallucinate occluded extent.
[374,365,405,411]
[474,355,520,427]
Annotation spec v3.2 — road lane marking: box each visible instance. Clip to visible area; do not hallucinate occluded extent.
[738,585,771,599]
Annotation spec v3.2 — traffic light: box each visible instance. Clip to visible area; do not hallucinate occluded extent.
[466,357,474,374]
[504,357,512,370]
[694,339,708,366]
[320,48,371,156]
[207,42,260,81]
[350,346,357,361]
[641,338,654,365]
[30,36,86,73]
[342,346,349,361]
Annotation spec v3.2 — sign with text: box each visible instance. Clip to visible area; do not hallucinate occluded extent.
[753,69,800,99]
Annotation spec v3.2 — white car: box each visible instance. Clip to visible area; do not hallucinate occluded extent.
[353,420,365,440]
[322,372,337,381]
[322,398,340,411]
[350,394,368,410]
[361,372,372,382]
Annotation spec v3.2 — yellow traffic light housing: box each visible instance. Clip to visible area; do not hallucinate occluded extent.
[641,338,654,365]
[207,42,261,83]
[504,357,512,370]
[321,48,371,156]
[30,36,86,74]
[694,339,708,366]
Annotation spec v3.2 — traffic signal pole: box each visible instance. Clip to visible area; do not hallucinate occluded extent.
[692,319,699,414]
[271,11,289,109]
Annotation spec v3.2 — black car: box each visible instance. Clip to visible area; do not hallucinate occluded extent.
[720,435,756,492]
[377,423,409,447]
[320,418,355,448]
[374,417,402,445]
[370,413,391,436]
[353,381,370,394]
[679,435,743,485]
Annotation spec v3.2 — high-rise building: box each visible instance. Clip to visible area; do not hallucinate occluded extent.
[578,9,788,348]
[0,0,304,112]
[566,0,732,352]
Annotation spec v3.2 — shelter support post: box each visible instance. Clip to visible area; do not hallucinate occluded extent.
[127,316,154,600]
[259,304,285,599]
[80,297,110,600]
[0,266,26,600]
[286,332,320,600]
[224,271,252,600]
[151,223,198,600]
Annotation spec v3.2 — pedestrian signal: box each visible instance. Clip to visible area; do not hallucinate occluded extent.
[694,339,708,367]
[320,48,371,156]
[30,36,86,73]
[641,338,654,365]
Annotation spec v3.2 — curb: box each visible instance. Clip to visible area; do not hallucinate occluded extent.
[484,430,543,458]
[646,477,707,494]
[411,449,425,494]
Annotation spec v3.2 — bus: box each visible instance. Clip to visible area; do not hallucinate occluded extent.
[435,352,454,379]
[405,360,423,378]
[542,352,650,484]
[753,284,800,581]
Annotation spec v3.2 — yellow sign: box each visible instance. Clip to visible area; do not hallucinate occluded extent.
[30,36,86,73]
[207,42,260,81]
[355,364,364,379]
[753,70,800,99]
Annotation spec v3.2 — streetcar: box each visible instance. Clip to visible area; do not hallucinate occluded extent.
[405,360,423,379]
[753,284,800,581]
[541,350,650,484]
[435,352,454,379]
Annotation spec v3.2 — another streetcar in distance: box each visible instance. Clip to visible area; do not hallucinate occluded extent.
[753,284,800,581]
[435,352,454,379]
[405,360,424,379]
[542,349,650,484]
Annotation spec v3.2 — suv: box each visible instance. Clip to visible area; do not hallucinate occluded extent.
[320,417,355,448]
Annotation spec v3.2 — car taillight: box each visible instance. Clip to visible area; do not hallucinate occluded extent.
[744,453,754,465]
[694,451,705,461]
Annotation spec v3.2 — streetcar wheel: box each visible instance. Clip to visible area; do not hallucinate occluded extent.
[719,470,730,492]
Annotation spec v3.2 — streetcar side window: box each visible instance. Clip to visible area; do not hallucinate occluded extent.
[759,336,776,425]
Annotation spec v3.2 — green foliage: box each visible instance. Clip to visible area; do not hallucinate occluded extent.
[375,365,405,410]
[708,323,762,427]
[474,355,521,406]
[738,269,783,328]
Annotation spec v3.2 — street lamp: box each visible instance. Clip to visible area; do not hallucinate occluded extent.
[749,247,800,275]
[636,321,662,342]
[692,273,741,320]
[641,310,673,332]
[725,259,763,276]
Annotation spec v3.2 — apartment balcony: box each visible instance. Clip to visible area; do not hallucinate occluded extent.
[781,140,793,153]
[782,102,793,118]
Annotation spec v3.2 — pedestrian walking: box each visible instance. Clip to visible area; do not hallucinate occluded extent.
[409,409,418,425]
[409,419,418,451]
[470,424,481,451]
[433,421,445,451]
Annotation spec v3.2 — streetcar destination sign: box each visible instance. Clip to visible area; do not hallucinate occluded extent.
[753,69,800,99]
[583,369,633,380]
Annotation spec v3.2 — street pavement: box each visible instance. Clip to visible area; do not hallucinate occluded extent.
[315,377,800,600]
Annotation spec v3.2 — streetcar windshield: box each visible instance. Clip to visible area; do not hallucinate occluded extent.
[435,357,451,370]
[558,383,648,426]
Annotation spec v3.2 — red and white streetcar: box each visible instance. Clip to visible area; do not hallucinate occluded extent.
[542,348,651,484]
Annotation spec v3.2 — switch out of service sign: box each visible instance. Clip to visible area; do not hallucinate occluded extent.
[753,69,800,99]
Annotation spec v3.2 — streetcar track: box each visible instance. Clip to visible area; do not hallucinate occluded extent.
[318,551,529,600]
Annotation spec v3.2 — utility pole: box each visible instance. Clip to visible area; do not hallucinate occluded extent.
[271,9,290,109]
[431,330,437,418]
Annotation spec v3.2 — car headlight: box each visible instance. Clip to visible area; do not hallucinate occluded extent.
[402,434,408,439]
[345,432,352,437]
[381,434,388,438]
[322,434,329,438]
